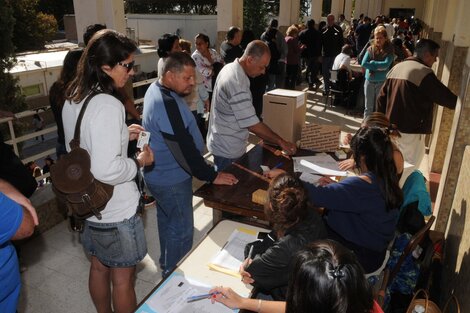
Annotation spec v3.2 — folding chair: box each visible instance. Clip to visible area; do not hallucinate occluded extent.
[326,68,350,111]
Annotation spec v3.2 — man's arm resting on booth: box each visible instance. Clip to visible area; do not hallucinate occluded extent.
[248,122,297,155]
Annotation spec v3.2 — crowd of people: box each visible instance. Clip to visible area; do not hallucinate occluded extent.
[0,9,458,313]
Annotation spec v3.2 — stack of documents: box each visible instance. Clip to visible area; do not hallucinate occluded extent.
[293,154,347,186]
[136,273,235,313]
[293,154,347,176]
[208,228,258,277]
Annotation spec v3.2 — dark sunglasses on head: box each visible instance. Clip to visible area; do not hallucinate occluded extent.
[117,60,135,72]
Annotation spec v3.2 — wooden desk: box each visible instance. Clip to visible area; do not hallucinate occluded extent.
[135,220,269,313]
[194,143,316,225]
[195,144,287,224]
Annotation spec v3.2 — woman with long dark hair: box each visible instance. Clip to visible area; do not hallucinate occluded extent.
[49,49,82,157]
[267,127,402,273]
[210,240,384,313]
[63,29,154,313]
[240,173,327,300]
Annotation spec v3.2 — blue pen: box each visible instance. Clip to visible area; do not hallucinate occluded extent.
[187,292,220,302]
[272,162,283,169]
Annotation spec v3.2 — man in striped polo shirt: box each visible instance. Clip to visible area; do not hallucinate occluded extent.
[207,40,297,171]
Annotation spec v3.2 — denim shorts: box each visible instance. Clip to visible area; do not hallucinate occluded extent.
[80,214,147,267]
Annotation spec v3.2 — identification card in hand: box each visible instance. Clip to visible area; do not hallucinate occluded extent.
[137,131,150,149]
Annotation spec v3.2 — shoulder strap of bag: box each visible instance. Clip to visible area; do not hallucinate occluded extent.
[69,91,101,149]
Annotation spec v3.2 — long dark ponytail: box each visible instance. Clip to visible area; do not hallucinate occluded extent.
[351,127,403,211]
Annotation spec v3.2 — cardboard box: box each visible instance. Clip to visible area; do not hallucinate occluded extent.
[263,89,306,143]
[300,123,341,152]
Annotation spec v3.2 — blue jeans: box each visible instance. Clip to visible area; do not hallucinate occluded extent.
[214,155,237,171]
[147,178,193,277]
[364,80,384,118]
[80,214,147,267]
[322,56,335,93]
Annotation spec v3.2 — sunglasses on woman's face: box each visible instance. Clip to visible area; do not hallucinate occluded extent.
[117,60,135,72]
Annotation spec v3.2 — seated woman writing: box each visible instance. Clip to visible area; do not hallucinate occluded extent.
[267,127,402,273]
[210,239,384,313]
[339,112,404,179]
[240,173,327,300]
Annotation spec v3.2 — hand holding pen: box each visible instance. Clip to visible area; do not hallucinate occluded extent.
[187,292,220,303]
[239,245,254,284]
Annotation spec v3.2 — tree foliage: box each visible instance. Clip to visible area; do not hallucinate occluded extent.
[38,0,74,30]
[0,0,26,117]
[125,0,217,14]
[11,0,58,52]
[243,0,269,39]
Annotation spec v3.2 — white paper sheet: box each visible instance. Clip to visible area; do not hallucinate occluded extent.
[298,159,348,177]
[143,273,234,313]
[293,154,347,176]
[209,229,258,273]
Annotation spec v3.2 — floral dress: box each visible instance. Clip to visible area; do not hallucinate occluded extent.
[191,48,223,92]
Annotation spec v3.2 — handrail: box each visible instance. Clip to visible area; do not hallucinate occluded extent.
[1,75,156,181]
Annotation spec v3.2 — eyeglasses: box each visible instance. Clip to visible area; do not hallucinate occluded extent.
[117,60,135,72]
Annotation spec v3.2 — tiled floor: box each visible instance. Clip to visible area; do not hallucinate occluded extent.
[17,88,366,313]
[17,194,214,313]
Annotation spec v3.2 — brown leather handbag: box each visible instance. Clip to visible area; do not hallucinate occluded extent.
[50,92,113,221]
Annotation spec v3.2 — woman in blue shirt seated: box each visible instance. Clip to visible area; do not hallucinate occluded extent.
[267,127,402,273]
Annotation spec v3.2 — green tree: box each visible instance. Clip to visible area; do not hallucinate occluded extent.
[125,0,216,14]
[11,0,58,52]
[38,0,74,30]
[0,0,27,138]
[243,0,269,39]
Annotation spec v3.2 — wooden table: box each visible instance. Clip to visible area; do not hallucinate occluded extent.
[135,220,269,313]
[194,143,314,225]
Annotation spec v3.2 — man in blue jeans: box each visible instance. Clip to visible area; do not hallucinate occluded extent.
[143,52,238,277]
[321,14,344,95]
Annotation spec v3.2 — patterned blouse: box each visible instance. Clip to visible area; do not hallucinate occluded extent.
[191,48,223,92]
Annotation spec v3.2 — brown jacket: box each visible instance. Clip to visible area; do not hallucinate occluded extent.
[377,57,457,134]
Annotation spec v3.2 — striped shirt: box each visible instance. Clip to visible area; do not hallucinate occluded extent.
[207,59,259,159]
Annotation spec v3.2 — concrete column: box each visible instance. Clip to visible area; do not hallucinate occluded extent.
[73,0,126,45]
[344,0,353,20]
[216,0,243,50]
[279,0,301,32]
[434,0,470,232]
[330,0,341,16]
[353,0,363,19]
[375,0,383,17]
[311,0,322,23]
[358,0,369,18]
[367,0,376,18]
[432,0,448,33]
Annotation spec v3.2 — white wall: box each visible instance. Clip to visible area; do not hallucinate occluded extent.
[126,14,218,49]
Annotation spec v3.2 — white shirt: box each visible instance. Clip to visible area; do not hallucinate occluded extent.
[332,52,352,72]
[62,93,139,223]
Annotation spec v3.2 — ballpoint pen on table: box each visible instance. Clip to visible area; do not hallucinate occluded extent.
[187,292,220,303]
[272,162,284,169]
